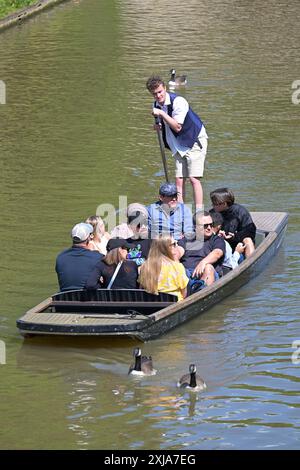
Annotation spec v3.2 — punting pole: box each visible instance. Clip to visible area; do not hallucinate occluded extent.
[154,116,169,182]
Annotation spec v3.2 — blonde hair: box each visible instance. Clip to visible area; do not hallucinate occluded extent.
[85,215,105,238]
[102,247,123,266]
[138,236,175,294]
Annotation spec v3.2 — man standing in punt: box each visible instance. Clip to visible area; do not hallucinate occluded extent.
[146,75,208,209]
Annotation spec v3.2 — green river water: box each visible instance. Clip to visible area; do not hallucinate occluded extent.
[0,0,299,450]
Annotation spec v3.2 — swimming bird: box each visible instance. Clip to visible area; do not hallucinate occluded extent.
[168,69,187,89]
[177,364,206,391]
[128,347,157,376]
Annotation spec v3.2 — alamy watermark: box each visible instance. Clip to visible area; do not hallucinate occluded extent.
[95,195,204,246]
[0,340,6,365]
[0,80,6,105]
[291,340,300,365]
[291,80,300,105]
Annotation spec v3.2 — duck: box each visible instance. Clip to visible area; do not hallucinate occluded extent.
[128,347,157,376]
[168,69,187,89]
[177,364,206,391]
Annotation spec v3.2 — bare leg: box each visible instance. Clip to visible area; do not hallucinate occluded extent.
[189,176,203,210]
[201,264,215,286]
[243,237,255,257]
[176,177,185,203]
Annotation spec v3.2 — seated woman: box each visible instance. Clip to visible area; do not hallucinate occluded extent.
[85,215,111,255]
[210,187,256,257]
[138,236,189,301]
[85,238,138,289]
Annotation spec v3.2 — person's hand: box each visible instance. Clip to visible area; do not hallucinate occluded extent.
[152,108,162,130]
[235,242,245,254]
[224,231,235,240]
[152,108,161,118]
[192,260,206,278]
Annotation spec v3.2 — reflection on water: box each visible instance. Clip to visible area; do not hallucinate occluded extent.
[0,0,300,450]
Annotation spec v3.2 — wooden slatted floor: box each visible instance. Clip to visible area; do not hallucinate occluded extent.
[251,212,287,233]
[21,310,145,326]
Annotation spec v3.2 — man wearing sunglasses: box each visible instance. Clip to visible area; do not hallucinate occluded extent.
[181,211,225,287]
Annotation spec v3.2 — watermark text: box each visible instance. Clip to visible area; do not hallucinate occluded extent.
[291,80,300,105]
[291,340,300,364]
[0,340,6,365]
[0,80,6,104]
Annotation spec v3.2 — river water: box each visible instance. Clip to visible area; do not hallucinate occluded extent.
[0,0,300,450]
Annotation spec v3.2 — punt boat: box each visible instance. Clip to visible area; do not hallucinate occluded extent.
[16,212,288,341]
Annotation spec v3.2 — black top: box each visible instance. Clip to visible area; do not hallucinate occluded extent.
[181,234,225,274]
[126,237,152,266]
[219,203,256,248]
[85,260,139,289]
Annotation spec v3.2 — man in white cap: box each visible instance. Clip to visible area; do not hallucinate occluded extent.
[55,223,104,292]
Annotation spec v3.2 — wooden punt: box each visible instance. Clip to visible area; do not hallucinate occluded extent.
[16,212,288,341]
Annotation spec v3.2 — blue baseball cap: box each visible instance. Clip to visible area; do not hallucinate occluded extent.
[159,182,178,197]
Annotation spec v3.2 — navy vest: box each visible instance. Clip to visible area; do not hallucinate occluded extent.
[155,93,204,150]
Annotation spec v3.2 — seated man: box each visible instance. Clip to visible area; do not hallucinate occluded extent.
[147,182,194,242]
[181,211,225,287]
[210,210,245,270]
[55,223,103,292]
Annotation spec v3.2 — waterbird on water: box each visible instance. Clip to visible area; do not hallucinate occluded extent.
[128,347,157,376]
[177,364,206,391]
[168,68,187,89]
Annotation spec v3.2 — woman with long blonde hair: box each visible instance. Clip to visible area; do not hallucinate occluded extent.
[139,236,189,301]
[85,215,111,255]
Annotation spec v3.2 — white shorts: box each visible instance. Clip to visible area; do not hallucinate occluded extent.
[174,136,208,178]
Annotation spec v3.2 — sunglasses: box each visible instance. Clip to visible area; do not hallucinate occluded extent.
[203,222,213,229]
[162,194,178,200]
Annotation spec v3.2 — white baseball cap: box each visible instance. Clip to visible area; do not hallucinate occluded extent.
[71,223,93,243]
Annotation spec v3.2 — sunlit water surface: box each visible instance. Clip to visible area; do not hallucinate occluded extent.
[0,0,299,450]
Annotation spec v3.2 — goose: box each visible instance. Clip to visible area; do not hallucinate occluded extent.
[177,364,206,391]
[128,347,157,376]
[168,69,187,89]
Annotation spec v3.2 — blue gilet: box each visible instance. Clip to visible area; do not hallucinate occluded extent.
[155,93,204,150]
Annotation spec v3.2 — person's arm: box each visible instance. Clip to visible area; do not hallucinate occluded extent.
[176,264,189,299]
[85,263,102,290]
[152,96,188,133]
[152,107,182,133]
[180,287,187,299]
[192,248,224,278]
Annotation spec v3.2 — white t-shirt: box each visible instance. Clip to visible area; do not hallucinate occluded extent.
[156,93,208,156]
